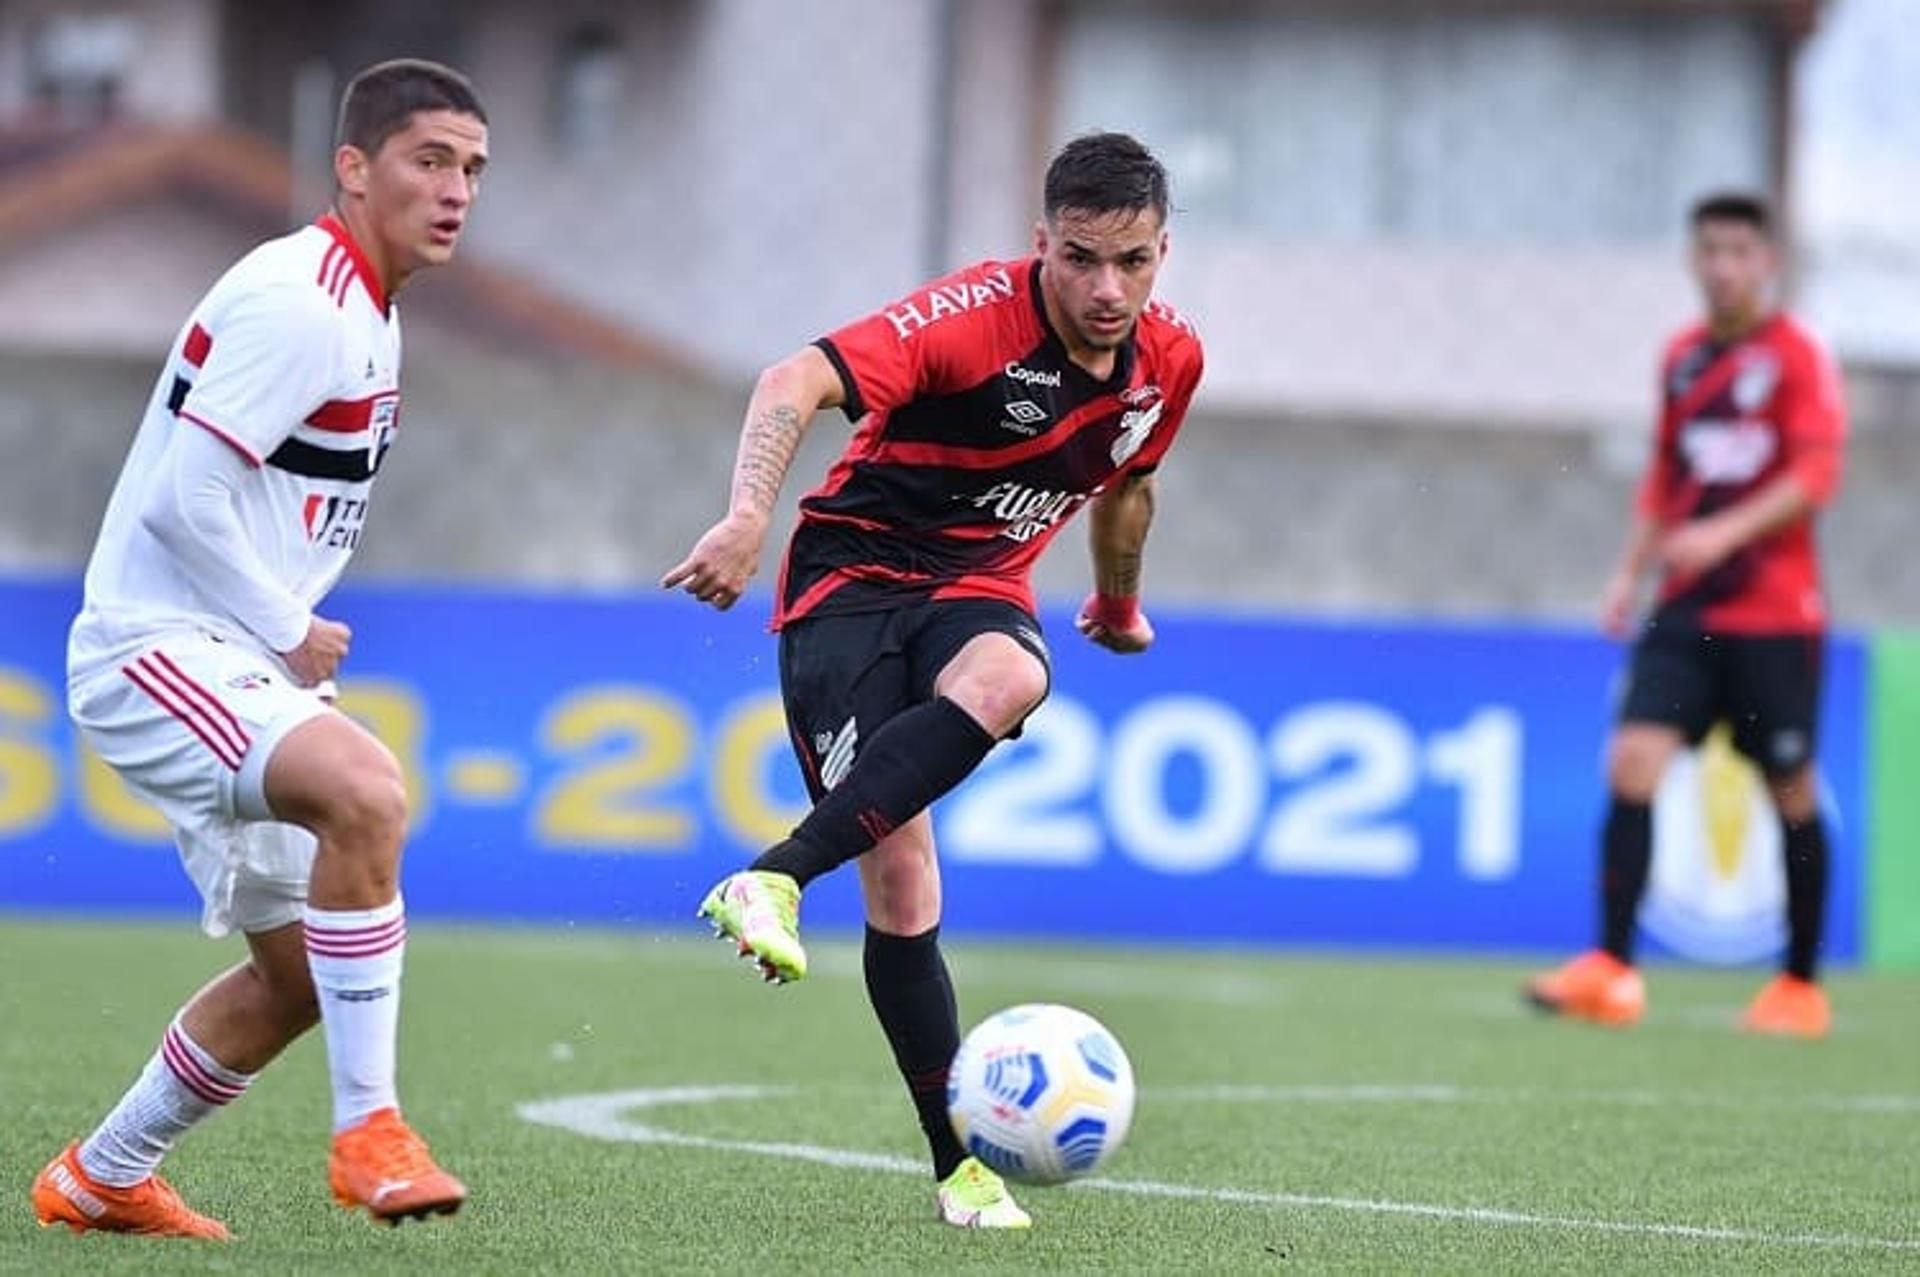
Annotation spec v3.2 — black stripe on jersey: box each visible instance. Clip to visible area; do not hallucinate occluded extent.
[813,338,865,421]
[267,437,382,482]
[167,375,191,415]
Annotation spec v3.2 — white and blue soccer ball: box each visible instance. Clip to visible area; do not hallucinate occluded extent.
[947,1003,1136,1185]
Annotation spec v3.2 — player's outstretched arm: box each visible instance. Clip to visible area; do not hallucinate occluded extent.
[663,345,845,611]
[1600,513,1662,638]
[1076,472,1157,654]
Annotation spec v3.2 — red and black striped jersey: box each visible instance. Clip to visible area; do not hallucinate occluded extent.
[1637,311,1846,633]
[774,257,1204,628]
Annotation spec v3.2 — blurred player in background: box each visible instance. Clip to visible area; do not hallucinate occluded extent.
[1527,193,1847,1039]
[665,132,1204,1227]
[32,60,487,1239]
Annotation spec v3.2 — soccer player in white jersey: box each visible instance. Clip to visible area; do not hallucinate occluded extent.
[31,60,488,1239]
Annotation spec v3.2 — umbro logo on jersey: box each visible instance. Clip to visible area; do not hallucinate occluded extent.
[1001,399,1049,435]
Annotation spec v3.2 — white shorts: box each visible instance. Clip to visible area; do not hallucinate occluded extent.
[69,632,331,938]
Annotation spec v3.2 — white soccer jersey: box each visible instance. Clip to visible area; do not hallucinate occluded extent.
[71,215,402,676]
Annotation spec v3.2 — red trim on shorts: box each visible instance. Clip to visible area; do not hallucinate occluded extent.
[123,658,243,771]
[147,651,250,749]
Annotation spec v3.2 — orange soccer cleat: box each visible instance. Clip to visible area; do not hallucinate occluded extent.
[1741,974,1831,1040]
[31,1143,230,1241]
[329,1108,468,1225]
[1523,949,1646,1026]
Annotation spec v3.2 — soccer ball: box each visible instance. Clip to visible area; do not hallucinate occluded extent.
[946,1003,1135,1185]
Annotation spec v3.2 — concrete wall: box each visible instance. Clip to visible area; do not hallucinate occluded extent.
[8,346,1916,629]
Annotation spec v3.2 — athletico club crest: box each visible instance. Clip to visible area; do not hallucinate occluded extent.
[1731,353,1780,414]
[1110,398,1164,466]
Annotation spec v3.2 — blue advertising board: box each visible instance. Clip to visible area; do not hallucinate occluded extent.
[0,579,1866,960]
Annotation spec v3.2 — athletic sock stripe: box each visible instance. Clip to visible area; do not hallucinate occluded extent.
[124,662,242,770]
[162,1026,248,1100]
[147,651,250,753]
[160,1030,245,1105]
[305,918,407,956]
[306,931,407,959]
[304,913,407,939]
[305,916,407,944]
[306,935,407,959]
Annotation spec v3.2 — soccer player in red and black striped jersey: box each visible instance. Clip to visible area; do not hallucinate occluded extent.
[1526,193,1848,1038]
[665,133,1203,1225]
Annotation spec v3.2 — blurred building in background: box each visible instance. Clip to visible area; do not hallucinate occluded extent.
[0,0,1913,621]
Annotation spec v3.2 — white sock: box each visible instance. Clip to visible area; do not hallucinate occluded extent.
[78,1018,253,1187]
[304,896,406,1132]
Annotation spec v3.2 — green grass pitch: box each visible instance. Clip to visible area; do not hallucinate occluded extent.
[2,915,1915,1273]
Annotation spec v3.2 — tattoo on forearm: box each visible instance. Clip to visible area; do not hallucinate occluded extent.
[1095,478,1152,595]
[733,405,803,515]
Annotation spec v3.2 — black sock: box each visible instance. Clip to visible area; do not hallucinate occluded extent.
[751,697,995,888]
[864,925,967,1180]
[1599,798,1652,964]
[1782,812,1829,981]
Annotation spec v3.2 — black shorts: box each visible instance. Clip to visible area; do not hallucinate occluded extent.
[1618,607,1824,777]
[778,598,1051,801]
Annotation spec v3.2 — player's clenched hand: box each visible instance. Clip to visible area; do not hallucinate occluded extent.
[1659,519,1737,582]
[662,512,766,611]
[1597,569,1639,639]
[282,616,351,688]
[1075,592,1154,655]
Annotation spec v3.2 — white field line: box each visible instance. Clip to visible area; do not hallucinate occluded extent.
[1147,1083,1920,1115]
[514,1085,1920,1255]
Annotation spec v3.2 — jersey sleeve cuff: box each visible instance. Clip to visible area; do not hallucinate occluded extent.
[812,338,866,422]
[177,411,264,468]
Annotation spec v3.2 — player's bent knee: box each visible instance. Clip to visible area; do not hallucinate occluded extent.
[325,766,409,850]
[1606,734,1673,803]
[944,656,1048,739]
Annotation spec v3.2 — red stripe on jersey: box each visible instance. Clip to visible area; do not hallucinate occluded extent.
[305,393,393,433]
[785,564,930,621]
[315,214,388,312]
[797,509,892,534]
[123,660,243,771]
[177,411,263,467]
[317,242,342,291]
[864,397,1122,472]
[182,323,213,369]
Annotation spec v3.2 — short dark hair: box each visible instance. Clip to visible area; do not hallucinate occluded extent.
[336,58,486,157]
[1044,132,1169,224]
[1690,191,1772,237]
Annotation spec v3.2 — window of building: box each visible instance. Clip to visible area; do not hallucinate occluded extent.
[29,11,138,125]
[554,25,626,154]
[1057,5,1773,245]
